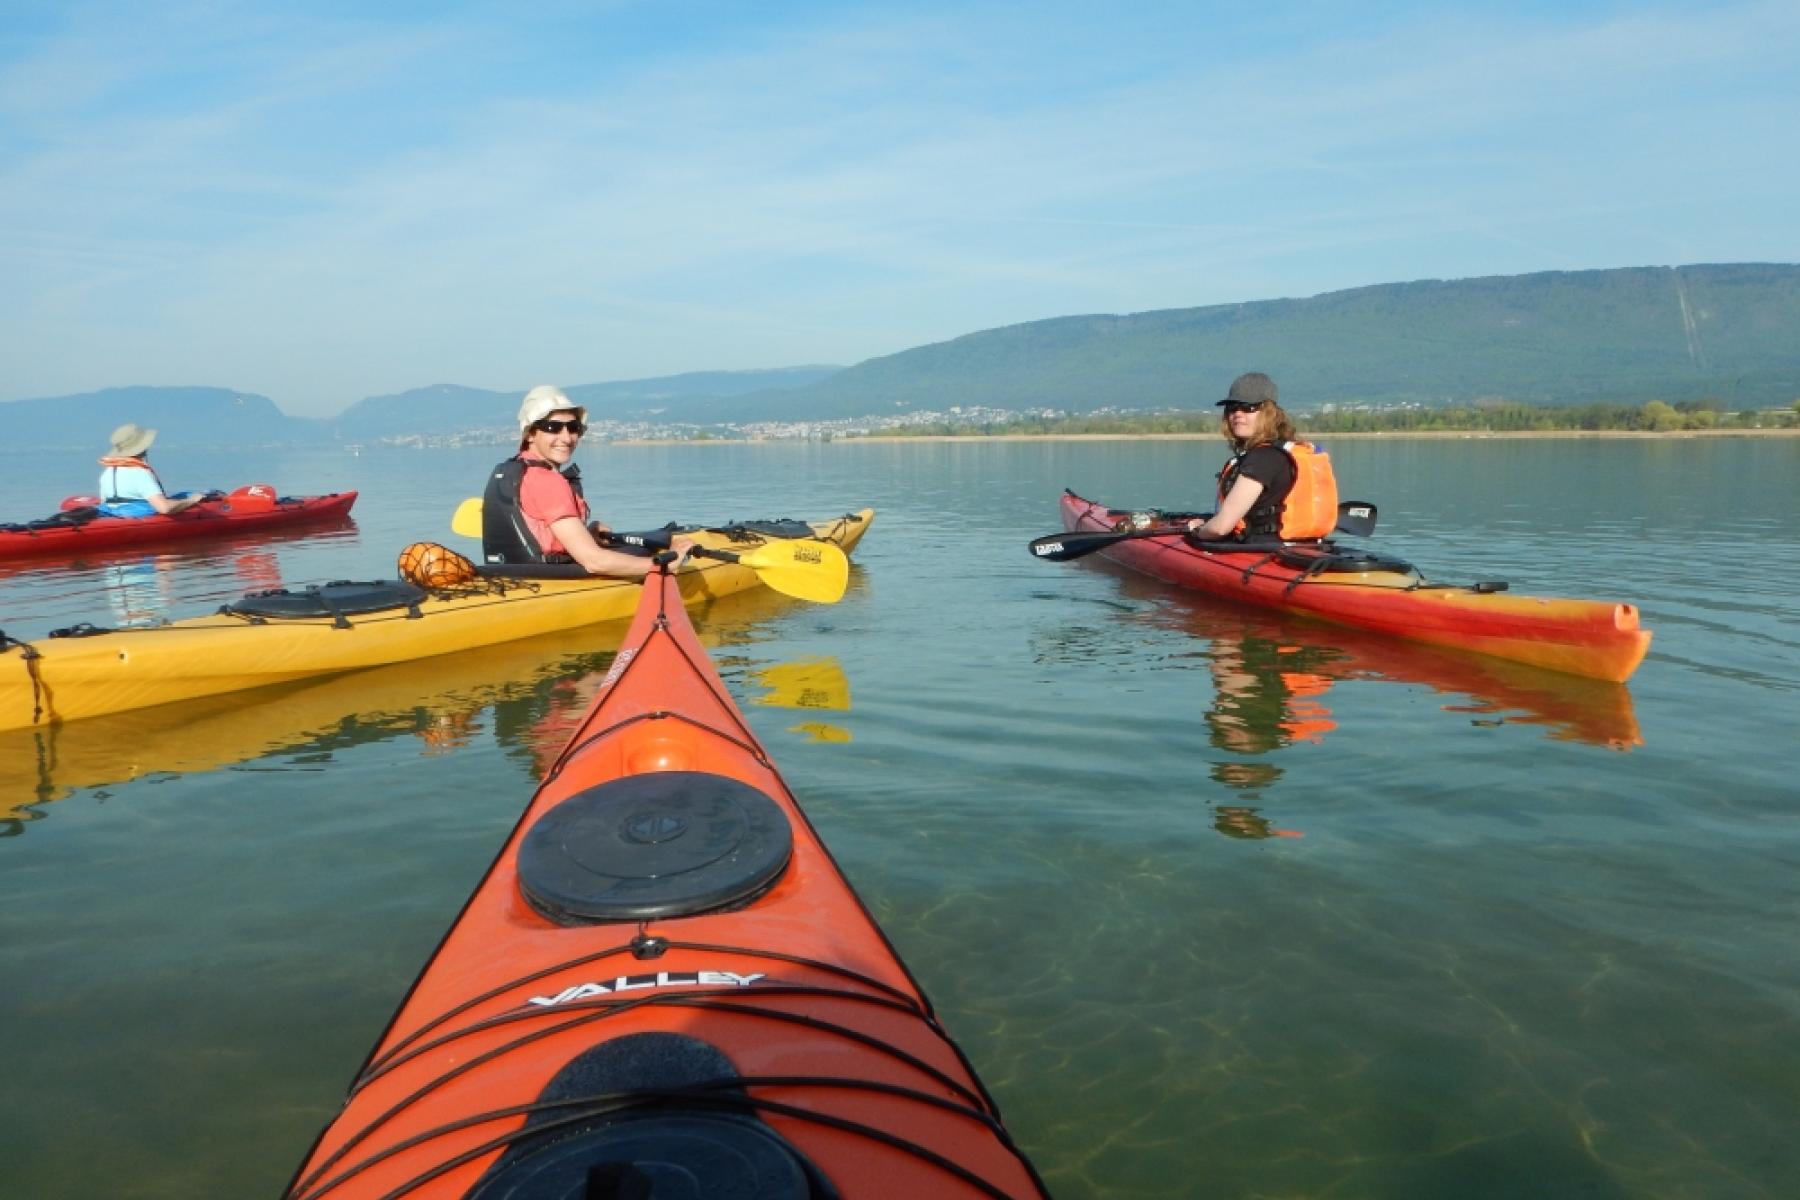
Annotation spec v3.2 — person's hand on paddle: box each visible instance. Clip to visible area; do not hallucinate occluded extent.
[668,534,698,567]
[1187,476,1266,540]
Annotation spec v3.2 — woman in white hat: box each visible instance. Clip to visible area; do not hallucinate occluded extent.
[480,386,693,575]
[98,423,204,516]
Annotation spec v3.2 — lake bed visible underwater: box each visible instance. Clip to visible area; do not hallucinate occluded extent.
[2,437,1797,1198]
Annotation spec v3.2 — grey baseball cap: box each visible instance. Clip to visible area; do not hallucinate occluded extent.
[1218,372,1277,407]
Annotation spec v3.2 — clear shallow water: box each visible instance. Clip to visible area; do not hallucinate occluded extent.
[1,437,1797,1198]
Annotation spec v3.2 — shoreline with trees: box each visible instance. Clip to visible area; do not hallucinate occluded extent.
[843,398,1800,441]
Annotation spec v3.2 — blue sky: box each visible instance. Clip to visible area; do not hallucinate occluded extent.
[2,1,1794,417]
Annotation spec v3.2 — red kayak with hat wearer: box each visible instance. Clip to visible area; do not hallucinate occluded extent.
[1187,372,1339,542]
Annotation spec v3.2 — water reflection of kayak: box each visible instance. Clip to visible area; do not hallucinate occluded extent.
[282,568,1047,1199]
[1133,577,1644,751]
[0,521,358,586]
[0,629,610,830]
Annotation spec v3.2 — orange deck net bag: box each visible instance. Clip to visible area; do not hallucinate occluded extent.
[398,541,477,589]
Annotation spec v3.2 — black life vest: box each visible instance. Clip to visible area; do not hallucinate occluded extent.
[481,457,586,566]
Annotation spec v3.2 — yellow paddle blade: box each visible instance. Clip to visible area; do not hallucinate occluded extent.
[752,657,850,711]
[450,497,483,539]
[445,496,848,603]
[706,538,849,604]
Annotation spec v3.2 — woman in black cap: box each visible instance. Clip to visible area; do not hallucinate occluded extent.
[1186,372,1337,542]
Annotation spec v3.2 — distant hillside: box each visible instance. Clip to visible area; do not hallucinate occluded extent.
[335,367,845,437]
[0,386,325,451]
[5,266,1795,445]
[331,383,513,439]
[718,263,1800,420]
[0,368,845,449]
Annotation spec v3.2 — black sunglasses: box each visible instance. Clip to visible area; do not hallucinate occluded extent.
[534,418,586,435]
[1222,402,1261,415]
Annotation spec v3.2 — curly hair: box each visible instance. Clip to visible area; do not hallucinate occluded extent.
[1220,401,1297,448]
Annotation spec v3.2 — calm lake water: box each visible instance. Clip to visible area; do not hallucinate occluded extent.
[1,436,1797,1199]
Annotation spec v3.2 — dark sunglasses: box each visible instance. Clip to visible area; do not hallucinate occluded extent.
[534,418,586,435]
[1222,402,1261,415]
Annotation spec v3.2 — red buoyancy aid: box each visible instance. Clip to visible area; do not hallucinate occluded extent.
[1217,440,1339,540]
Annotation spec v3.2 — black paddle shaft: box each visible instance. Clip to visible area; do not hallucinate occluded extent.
[1029,500,1378,562]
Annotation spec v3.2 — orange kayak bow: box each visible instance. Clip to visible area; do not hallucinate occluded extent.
[284,567,1047,1199]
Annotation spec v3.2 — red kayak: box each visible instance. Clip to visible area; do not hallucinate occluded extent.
[1051,490,1651,682]
[0,488,357,561]
[283,566,1047,1199]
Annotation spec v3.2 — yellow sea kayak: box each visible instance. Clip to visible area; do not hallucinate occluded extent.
[0,511,872,732]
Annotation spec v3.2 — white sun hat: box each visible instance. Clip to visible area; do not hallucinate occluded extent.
[517,385,588,435]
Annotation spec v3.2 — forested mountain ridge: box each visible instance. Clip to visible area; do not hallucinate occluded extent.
[3,264,1794,447]
[719,263,1800,421]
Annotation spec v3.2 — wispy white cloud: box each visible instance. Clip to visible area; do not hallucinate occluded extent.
[1,0,1795,413]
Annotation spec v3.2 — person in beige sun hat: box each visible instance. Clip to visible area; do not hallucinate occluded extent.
[98,423,204,516]
[480,385,695,575]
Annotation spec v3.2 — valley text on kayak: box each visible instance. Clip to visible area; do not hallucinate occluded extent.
[528,970,767,1006]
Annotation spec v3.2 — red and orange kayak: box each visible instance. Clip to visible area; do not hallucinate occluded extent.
[284,567,1047,1199]
[0,489,356,561]
[1058,490,1651,682]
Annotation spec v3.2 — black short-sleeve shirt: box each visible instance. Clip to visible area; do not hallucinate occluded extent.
[1223,445,1296,537]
